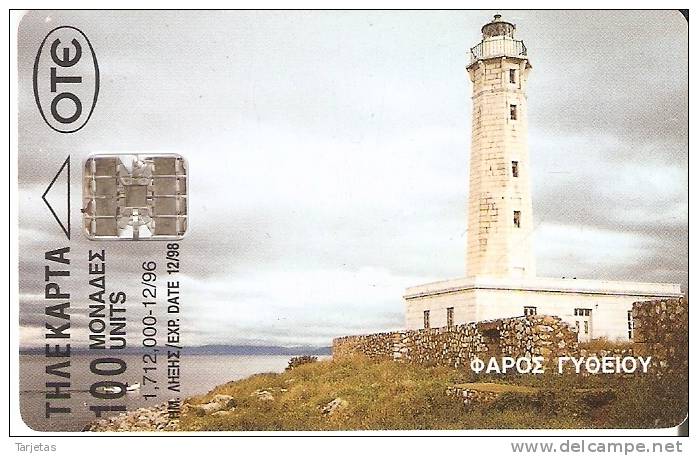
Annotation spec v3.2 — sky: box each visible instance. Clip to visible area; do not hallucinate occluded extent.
[17,10,687,348]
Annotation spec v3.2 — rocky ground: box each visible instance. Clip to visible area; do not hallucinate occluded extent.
[85,403,180,432]
[85,389,349,431]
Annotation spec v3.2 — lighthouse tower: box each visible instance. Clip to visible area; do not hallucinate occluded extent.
[403,14,680,337]
[465,15,535,278]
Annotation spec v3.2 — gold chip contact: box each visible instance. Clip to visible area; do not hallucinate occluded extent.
[82,154,188,240]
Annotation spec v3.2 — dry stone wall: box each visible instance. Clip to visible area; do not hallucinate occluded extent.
[334,298,687,376]
[331,331,397,360]
[632,298,687,374]
[333,315,578,369]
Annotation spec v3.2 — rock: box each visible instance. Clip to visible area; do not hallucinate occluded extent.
[211,410,232,417]
[211,394,237,408]
[251,389,275,401]
[322,398,348,415]
[85,403,177,432]
[187,394,236,416]
[192,402,224,416]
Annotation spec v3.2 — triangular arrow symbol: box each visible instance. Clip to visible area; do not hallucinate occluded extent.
[42,156,71,239]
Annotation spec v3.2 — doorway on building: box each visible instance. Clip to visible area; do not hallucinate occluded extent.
[573,308,592,342]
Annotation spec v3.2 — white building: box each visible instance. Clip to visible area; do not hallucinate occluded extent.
[404,15,682,341]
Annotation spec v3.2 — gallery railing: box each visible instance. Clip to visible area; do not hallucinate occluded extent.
[470,38,527,63]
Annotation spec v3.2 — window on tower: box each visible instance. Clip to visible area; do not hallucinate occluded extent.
[510,104,517,120]
[512,161,519,177]
[446,307,454,329]
[513,210,521,228]
[423,310,430,329]
[627,310,634,340]
[509,69,516,83]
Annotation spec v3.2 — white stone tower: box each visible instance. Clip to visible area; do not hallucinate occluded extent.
[465,15,536,278]
[403,14,681,336]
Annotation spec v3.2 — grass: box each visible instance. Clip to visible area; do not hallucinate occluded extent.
[179,355,687,431]
[453,382,538,394]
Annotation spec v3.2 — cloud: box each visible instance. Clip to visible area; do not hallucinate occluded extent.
[17,11,687,347]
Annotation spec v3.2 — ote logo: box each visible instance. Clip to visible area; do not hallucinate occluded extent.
[33,26,99,133]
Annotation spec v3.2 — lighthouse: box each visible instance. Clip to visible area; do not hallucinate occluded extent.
[466,15,535,278]
[403,15,681,340]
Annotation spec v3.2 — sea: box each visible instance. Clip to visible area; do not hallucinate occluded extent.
[19,354,324,432]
